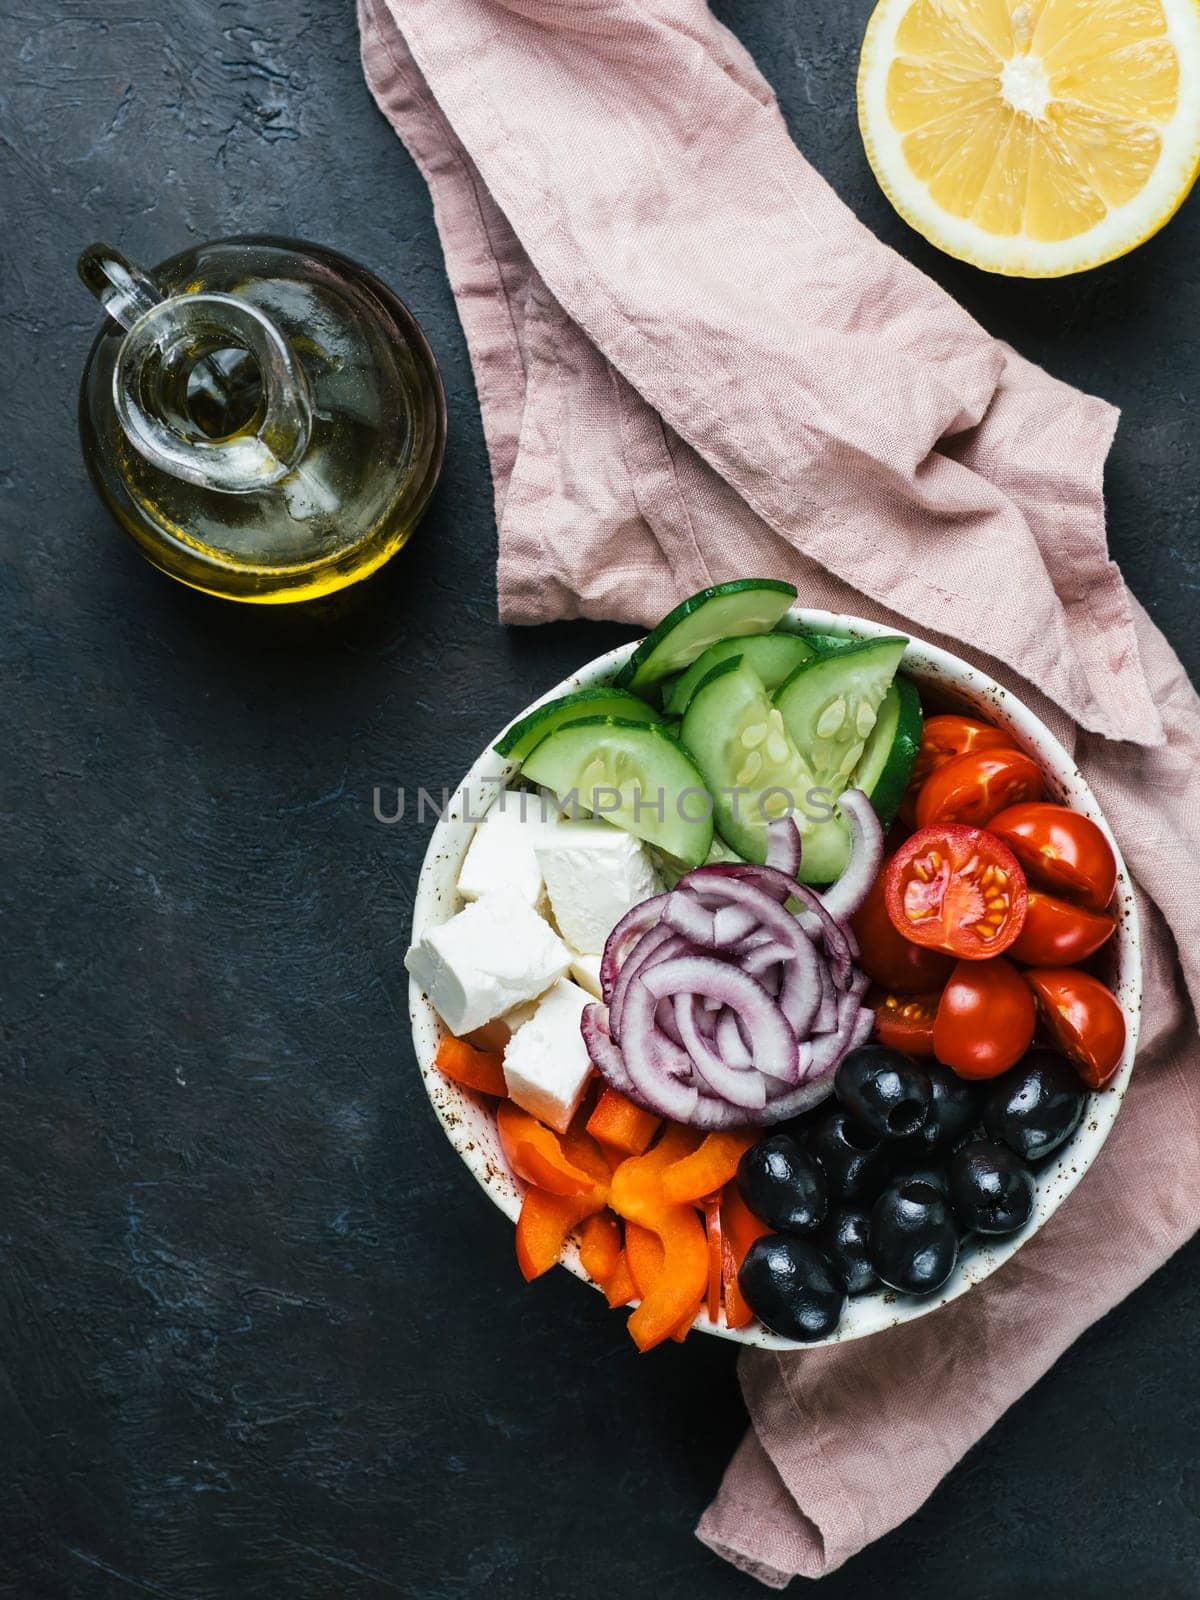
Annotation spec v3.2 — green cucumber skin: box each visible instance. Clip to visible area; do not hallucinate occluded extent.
[495,687,659,761]
[773,636,910,883]
[858,674,922,828]
[519,715,713,868]
[664,632,815,716]
[615,579,798,696]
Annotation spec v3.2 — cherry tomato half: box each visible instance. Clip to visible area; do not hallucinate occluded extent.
[1025,969,1127,1089]
[988,803,1118,911]
[915,748,1043,830]
[873,991,941,1056]
[910,715,1017,789]
[885,824,1028,960]
[851,863,955,992]
[933,959,1036,1079]
[1009,891,1116,968]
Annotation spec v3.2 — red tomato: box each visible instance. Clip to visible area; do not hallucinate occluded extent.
[851,863,955,991]
[910,715,1017,789]
[988,803,1118,911]
[933,959,1036,1079]
[915,748,1043,830]
[1025,969,1127,1089]
[1009,891,1116,967]
[873,991,941,1056]
[885,825,1028,960]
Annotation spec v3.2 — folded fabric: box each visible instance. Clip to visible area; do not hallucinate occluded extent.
[359,0,1200,1582]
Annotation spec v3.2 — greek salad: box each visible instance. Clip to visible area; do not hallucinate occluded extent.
[406,581,1126,1349]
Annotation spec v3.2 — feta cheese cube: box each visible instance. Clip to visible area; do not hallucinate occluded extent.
[568,951,604,1000]
[456,796,561,905]
[405,888,569,1035]
[503,978,595,1132]
[535,820,662,955]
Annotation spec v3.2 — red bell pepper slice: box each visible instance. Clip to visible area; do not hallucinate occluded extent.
[703,1197,723,1324]
[434,1034,507,1097]
[660,1130,758,1206]
[720,1181,771,1330]
[585,1087,661,1157]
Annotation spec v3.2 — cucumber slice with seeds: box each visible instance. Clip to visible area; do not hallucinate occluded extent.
[664,632,815,716]
[495,686,660,762]
[679,657,821,865]
[773,636,909,881]
[521,716,713,867]
[615,579,797,697]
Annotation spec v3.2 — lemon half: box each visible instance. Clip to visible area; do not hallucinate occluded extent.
[858,0,1200,275]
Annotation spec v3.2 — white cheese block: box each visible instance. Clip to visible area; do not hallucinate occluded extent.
[568,951,604,1000]
[456,798,562,905]
[503,977,595,1133]
[405,888,569,1036]
[534,819,662,956]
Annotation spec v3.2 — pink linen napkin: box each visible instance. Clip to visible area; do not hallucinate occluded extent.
[359,0,1200,1583]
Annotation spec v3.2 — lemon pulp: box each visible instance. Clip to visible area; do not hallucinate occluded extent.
[858,0,1200,275]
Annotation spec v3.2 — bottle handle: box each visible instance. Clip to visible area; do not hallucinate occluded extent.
[78,243,312,493]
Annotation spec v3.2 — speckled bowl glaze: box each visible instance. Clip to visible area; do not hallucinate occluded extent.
[409,609,1141,1348]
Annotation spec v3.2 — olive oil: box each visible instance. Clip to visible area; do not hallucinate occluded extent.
[79,237,446,604]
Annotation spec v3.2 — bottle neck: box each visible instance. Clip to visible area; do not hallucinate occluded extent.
[79,243,313,494]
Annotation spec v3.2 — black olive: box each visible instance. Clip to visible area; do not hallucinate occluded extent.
[805,1105,890,1205]
[982,1049,1087,1163]
[835,1044,931,1140]
[888,1060,980,1164]
[888,1164,950,1196]
[816,1207,879,1296]
[948,1139,1036,1235]
[738,1236,846,1341]
[869,1177,959,1295]
[737,1135,828,1233]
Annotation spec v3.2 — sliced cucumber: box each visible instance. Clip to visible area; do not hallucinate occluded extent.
[520,716,713,868]
[678,657,821,865]
[663,632,815,716]
[772,636,909,880]
[495,686,660,762]
[615,579,797,698]
[854,674,922,828]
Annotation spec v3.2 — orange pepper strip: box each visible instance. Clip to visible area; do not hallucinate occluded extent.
[624,1221,662,1299]
[703,1197,723,1324]
[720,1181,771,1330]
[579,1210,622,1286]
[586,1087,662,1157]
[609,1126,708,1351]
[515,1186,606,1281]
[434,1035,507,1097]
[496,1102,594,1196]
[603,1248,638,1308]
[660,1130,759,1206]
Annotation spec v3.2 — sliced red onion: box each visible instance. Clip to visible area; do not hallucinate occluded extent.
[712,904,761,945]
[765,816,803,878]
[600,892,669,1000]
[716,1008,753,1069]
[661,890,717,946]
[640,956,799,1082]
[581,1003,639,1099]
[609,925,686,1042]
[815,788,883,923]
[674,996,767,1110]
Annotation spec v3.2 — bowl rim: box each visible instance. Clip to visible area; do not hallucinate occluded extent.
[407,607,1142,1349]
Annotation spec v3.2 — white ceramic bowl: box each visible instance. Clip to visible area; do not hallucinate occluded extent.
[408,609,1141,1348]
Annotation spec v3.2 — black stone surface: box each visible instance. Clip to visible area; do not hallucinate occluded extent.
[2,3,1197,1596]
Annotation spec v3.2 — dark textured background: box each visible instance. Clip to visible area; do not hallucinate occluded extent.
[2,2,1198,1596]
